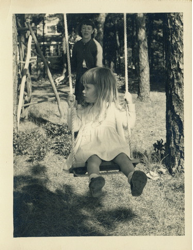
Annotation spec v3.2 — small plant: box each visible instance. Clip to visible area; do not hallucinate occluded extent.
[152,139,166,163]
[133,139,167,172]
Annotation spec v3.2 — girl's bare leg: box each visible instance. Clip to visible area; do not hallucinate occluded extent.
[86,155,105,197]
[113,153,135,180]
[87,155,102,176]
[113,153,147,196]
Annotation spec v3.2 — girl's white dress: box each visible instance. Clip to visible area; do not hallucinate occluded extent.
[65,102,136,170]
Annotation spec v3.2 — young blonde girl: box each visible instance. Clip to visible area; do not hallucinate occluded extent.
[66,67,147,197]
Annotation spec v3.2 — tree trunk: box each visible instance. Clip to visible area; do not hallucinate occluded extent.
[136,13,150,102]
[165,13,184,174]
[13,14,18,132]
[147,14,154,72]
[131,14,139,76]
[42,16,46,78]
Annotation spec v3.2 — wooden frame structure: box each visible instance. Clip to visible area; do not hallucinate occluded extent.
[16,19,63,129]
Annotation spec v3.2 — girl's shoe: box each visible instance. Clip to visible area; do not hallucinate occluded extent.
[89,176,105,197]
[129,170,147,196]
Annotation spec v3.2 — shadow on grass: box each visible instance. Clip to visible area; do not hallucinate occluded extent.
[14,164,136,237]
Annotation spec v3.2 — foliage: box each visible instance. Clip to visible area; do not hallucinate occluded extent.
[13,129,50,162]
[152,139,166,162]
[16,14,46,28]
[103,13,124,70]
[132,139,167,173]
[142,139,166,165]
[43,122,72,157]
[57,13,101,34]
[43,122,71,138]
[13,123,72,162]
[51,135,72,157]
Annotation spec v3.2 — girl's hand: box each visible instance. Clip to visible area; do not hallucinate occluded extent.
[67,94,76,107]
[124,92,133,104]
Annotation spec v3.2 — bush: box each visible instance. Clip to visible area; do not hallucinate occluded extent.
[51,134,72,157]
[43,122,71,138]
[43,122,72,158]
[13,128,50,162]
[13,123,72,162]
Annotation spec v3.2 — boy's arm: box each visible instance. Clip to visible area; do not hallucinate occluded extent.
[93,39,103,67]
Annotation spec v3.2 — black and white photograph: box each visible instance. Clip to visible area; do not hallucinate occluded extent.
[0,0,192,249]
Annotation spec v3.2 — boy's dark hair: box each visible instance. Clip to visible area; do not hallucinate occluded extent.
[78,19,96,37]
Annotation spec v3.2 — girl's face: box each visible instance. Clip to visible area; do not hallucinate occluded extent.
[83,83,97,103]
[81,24,94,40]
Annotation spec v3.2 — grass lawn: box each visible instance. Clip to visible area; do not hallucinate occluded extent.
[13,79,185,237]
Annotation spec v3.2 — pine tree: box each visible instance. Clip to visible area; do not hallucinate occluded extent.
[165,13,184,174]
[136,13,150,102]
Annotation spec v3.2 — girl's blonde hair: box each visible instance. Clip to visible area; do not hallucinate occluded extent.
[81,67,120,122]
